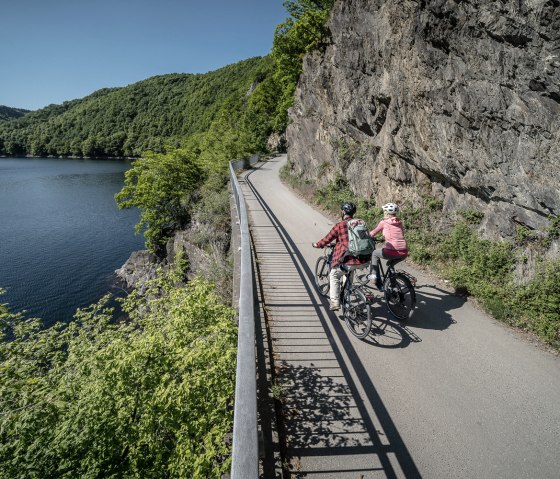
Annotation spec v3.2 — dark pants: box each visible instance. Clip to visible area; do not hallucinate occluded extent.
[372,248,406,286]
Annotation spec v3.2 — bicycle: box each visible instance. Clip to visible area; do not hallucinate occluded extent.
[364,241,417,320]
[314,244,372,339]
[316,242,417,321]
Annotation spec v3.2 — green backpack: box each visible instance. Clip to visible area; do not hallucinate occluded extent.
[347,219,375,257]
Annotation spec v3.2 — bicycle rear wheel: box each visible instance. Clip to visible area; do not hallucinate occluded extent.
[314,256,330,297]
[384,272,416,320]
[343,287,372,339]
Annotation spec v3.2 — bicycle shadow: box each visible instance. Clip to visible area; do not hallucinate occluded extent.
[365,308,422,349]
[408,283,462,331]
[346,278,462,347]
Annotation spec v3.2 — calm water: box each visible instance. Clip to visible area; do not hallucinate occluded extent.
[0,158,145,327]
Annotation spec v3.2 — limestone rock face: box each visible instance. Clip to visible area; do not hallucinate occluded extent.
[287,0,560,238]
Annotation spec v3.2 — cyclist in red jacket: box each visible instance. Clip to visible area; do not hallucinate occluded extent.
[312,202,370,310]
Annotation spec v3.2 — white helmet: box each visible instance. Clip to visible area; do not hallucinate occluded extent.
[382,203,399,214]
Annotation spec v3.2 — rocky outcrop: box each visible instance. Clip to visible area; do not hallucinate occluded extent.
[267,132,288,152]
[115,230,213,290]
[115,250,160,290]
[287,0,560,239]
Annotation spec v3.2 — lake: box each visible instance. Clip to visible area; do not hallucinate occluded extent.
[0,157,145,327]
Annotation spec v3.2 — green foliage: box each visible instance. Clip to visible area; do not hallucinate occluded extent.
[115,150,203,252]
[0,273,237,478]
[515,224,539,246]
[271,0,334,130]
[424,196,444,211]
[458,208,484,224]
[242,56,285,138]
[271,380,286,403]
[0,105,29,121]
[190,173,231,250]
[315,175,353,211]
[512,261,560,347]
[182,111,261,173]
[1,3,336,158]
[546,214,560,241]
[315,175,382,229]
[332,137,363,172]
[280,162,309,186]
[0,57,275,158]
[442,224,514,297]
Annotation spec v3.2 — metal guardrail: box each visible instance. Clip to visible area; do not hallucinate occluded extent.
[229,155,260,479]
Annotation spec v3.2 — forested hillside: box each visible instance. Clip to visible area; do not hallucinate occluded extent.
[0,57,281,158]
[0,105,29,121]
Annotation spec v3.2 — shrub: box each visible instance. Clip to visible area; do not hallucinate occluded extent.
[515,224,539,246]
[0,274,237,478]
[546,215,560,241]
[458,209,484,224]
[512,260,560,347]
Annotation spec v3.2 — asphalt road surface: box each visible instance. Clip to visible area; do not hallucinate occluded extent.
[241,155,560,479]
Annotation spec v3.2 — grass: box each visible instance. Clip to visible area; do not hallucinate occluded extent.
[271,380,285,403]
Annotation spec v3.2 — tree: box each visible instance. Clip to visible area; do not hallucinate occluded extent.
[115,150,203,252]
[271,0,334,130]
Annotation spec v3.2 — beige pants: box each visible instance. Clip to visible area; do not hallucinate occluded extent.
[329,263,367,304]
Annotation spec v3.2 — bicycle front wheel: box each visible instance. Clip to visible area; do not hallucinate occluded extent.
[314,256,330,297]
[384,273,416,320]
[343,287,372,339]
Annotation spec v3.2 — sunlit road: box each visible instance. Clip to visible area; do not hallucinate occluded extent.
[240,155,560,479]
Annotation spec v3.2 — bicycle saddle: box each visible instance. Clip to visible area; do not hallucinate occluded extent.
[386,256,406,267]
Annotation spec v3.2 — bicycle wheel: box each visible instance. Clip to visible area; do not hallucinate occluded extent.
[314,256,330,297]
[384,272,416,320]
[343,287,372,339]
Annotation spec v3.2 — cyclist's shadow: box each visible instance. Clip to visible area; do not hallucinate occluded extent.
[357,283,463,348]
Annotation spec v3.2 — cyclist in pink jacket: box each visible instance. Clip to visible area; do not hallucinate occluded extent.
[369,203,408,289]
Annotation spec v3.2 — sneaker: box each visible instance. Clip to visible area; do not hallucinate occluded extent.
[329,301,340,311]
[368,273,377,282]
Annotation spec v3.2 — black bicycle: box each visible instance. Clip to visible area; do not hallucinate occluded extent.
[316,242,417,321]
[314,244,372,339]
[366,242,417,320]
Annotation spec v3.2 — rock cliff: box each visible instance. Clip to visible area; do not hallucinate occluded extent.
[115,230,214,291]
[287,0,560,239]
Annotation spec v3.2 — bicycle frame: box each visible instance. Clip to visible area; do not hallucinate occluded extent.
[372,255,405,285]
[321,245,359,306]
[314,245,374,338]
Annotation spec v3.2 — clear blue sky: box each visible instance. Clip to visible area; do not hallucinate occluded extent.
[0,0,287,111]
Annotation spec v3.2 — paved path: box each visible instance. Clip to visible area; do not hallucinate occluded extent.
[241,155,560,479]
